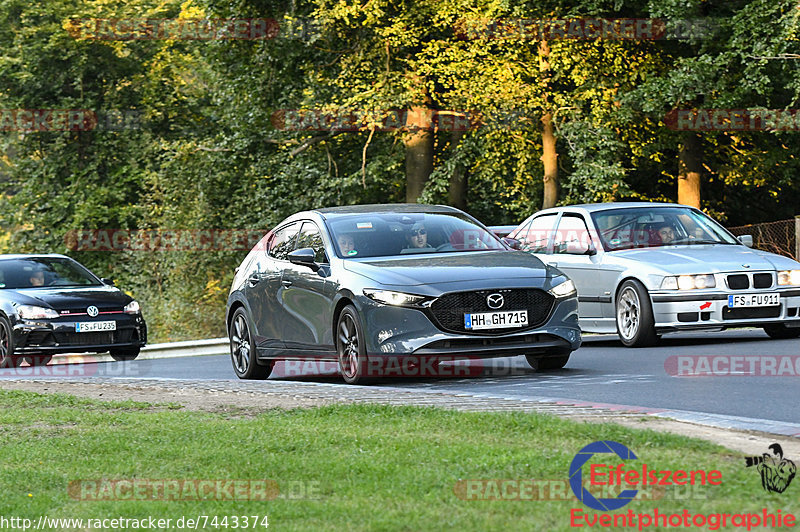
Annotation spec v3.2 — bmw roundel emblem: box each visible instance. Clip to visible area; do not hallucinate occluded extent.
[486,293,505,309]
[87,306,99,317]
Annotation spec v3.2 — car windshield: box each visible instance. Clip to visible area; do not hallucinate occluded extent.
[0,257,102,289]
[591,207,739,251]
[327,212,506,258]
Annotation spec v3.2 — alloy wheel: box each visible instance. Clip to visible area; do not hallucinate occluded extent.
[617,287,641,340]
[231,313,251,374]
[338,313,359,379]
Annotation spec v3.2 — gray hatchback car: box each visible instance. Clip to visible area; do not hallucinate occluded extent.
[508,202,800,346]
[226,204,581,383]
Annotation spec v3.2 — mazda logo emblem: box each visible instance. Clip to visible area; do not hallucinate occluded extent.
[87,306,99,317]
[486,293,504,309]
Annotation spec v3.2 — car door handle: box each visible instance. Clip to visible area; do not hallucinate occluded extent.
[247,274,261,286]
[281,280,292,287]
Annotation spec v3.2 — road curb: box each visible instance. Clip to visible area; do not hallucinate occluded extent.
[50,337,228,364]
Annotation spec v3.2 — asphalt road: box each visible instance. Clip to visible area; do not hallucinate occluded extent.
[2,329,798,425]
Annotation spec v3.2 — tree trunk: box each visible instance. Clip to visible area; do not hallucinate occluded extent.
[404,79,434,202]
[448,129,467,210]
[539,40,557,209]
[541,111,558,209]
[678,133,702,208]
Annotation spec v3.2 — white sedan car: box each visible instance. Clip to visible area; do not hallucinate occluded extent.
[507,202,800,346]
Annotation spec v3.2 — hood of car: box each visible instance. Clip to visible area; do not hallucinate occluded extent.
[343,251,549,286]
[11,286,131,311]
[609,244,799,274]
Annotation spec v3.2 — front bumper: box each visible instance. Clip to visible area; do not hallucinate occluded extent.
[12,314,148,355]
[650,288,800,331]
[357,294,581,358]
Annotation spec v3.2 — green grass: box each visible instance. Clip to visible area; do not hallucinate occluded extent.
[0,389,795,531]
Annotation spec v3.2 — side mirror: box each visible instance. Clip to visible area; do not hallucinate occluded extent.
[502,237,521,250]
[288,248,320,271]
[738,235,753,248]
[101,277,116,286]
[564,240,597,256]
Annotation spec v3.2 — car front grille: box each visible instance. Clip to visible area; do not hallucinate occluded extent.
[428,289,555,334]
[753,273,772,289]
[726,272,774,290]
[727,274,749,290]
[53,329,137,346]
[722,306,781,320]
[25,331,55,347]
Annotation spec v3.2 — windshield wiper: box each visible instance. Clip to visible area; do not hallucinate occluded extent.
[669,238,727,245]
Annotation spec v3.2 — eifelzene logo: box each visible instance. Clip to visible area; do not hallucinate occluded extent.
[745,444,796,494]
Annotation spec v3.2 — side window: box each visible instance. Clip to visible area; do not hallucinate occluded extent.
[554,214,592,255]
[268,223,300,261]
[519,214,557,253]
[296,222,328,263]
[509,218,532,241]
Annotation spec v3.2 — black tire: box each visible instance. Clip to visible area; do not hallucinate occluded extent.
[23,355,52,366]
[615,280,658,347]
[525,349,571,371]
[110,348,140,361]
[229,308,272,380]
[0,317,21,368]
[763,324,800,340]
[336,305,370,384]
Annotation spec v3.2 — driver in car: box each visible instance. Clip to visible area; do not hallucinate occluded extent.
[405,223,433,250]
[29,270,45,287]
[656,223,676,245]
[337,233,357,256]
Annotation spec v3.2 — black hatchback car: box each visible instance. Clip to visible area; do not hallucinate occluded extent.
[0,254,147,367]
[226,204,581,384]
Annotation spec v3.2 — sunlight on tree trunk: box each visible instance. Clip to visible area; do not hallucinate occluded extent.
[539,40,557,209]
[678,133,702,208]
[404,106,434,203]
[541,111,558,209]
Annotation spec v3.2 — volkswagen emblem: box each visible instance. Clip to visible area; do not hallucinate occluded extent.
[486,293,504,309]
[87,306,99,317]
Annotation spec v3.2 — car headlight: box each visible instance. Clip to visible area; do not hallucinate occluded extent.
[660,274,716,290]
[549,279,576,298]
[124,300,141,314]
[17,305,60,320]
[778,270,800,286]
[363,289,428,307]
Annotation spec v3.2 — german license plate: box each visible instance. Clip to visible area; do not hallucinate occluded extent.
[75,321,116,332]
[465,310,528,330]
[727,293,780,308]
